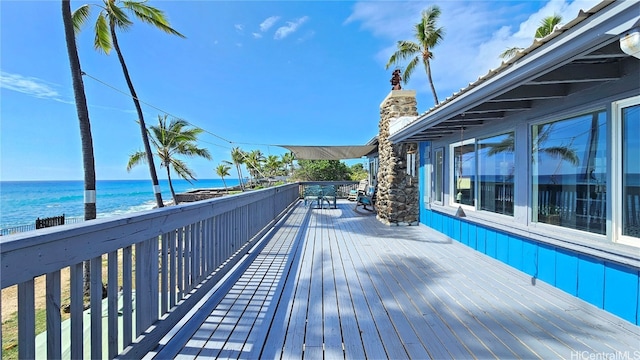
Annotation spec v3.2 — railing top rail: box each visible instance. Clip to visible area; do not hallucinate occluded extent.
[1,183,299,288]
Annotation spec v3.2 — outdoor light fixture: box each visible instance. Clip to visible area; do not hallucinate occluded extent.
[455,206,466,218]
[620,28,640,59]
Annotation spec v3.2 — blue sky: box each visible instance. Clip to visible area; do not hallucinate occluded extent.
[1,0,600,181]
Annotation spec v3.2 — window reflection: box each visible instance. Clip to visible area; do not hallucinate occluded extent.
[453,142,475,206]
[622,104,640,238]
[532,111,607,234]
[478,133,515,216]
[434,149,443,203]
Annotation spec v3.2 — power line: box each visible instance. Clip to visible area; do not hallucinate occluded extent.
[82,71,247,146]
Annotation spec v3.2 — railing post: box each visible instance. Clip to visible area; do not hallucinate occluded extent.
[135,238,159,336]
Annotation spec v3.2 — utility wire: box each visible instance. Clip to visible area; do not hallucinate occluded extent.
[81,71,291,179]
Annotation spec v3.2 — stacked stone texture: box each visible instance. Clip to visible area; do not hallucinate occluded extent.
[377,91,419,225]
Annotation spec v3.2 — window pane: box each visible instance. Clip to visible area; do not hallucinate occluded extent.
[453,143,475,206]
[622,104,640,238]
[478,133,515,216]
[532,111,607,234]
[434,149,443,203]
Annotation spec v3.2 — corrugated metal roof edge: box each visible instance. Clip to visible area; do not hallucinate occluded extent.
[390,0,615,139]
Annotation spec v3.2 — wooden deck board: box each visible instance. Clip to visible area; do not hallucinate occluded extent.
[153,200,640,360]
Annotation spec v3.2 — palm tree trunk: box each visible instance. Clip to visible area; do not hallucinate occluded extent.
[424,59,439,105]
[62,0,96,293]
[109,22,164,208]
[235,165,244,191]
[222,177,228,193]
[166,166,178,205]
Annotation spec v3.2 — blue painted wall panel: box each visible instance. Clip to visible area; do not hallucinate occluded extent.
[522,240,538,277]
[461,221,469,245]
[577,255,605,308]
[604,263,639,325]
[507,235,523,271]
[556,250,578,296]
[453,218,461,241]
[496,232,509,263]
[486,230,497,258]
[468,223,477,249]
[476,226,486,253]
[537,244,556,286]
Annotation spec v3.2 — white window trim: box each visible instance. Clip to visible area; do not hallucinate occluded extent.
[449,138,476,211]
[613,95,640,247]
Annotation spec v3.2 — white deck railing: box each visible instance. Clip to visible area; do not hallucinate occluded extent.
[0,184,300,359]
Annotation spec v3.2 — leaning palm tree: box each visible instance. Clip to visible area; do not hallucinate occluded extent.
[386,5,444,106]
[216,164,231,194]
[127,115,211,205]
[73,0,185,208]
[63,0,97,293]
[225,147,246,191]
[500,14,562,60]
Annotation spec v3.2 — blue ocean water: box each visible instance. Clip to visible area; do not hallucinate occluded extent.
[0,178,239,229]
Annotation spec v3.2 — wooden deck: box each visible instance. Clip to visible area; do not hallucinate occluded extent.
[146,200,640,359]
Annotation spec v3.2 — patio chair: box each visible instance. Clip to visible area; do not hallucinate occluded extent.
[348,180,368,201]
[303,185,322,208]
[355,186,375,212]
[320,185,337,209]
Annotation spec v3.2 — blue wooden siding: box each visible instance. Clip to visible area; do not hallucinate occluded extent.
[420,208,640,326]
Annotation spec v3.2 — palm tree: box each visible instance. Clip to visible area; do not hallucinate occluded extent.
[500,14,562,60]
[216,164,231,193]
[265,155,282,177]
[280,151,295,176]
[245,150,266,184]
[73,0,185,208]
[386,5,444,106]
[63,0,97,293]
[127,115,211,205]
[225,147,246,191]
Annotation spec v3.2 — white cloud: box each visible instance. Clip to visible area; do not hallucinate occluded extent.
[260,16,280,32]
[252,32,263,39]
[0,71,62,100]
[234,24,244,32]
[274,16,309,40]
[348,0,601,109]
[297,30,316,44]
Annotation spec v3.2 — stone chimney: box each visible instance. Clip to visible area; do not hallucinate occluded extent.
[376,90,419,225]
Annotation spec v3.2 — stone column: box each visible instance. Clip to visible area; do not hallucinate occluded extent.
[376,90,419,225]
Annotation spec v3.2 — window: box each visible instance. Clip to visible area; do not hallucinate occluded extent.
[531,110,607,234]
[433,148,443,204]
[478,133,515,216]
[451,139,475,207]
[617,97,640,243]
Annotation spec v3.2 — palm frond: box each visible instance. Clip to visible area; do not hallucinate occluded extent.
[105,1,133,30]
[535,14,562,39]
[499,46,524,60]
[403,56,420,84]
[94,13,112,53]
[127,150,147,171]
[171,158,196,182]
[386,40,420,69]
[542,146,579,166]
[123,1,185,38]
[72,5,91,34]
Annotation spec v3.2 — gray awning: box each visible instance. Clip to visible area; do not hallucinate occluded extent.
[279,145,377,160]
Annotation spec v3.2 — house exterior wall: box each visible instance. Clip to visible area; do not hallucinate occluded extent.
[417,63,640,325]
